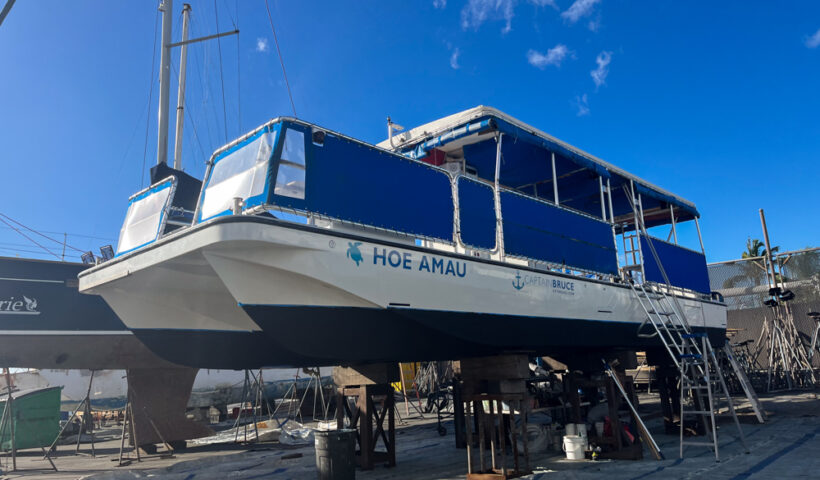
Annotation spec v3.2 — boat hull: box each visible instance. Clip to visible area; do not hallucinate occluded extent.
[243,305,725,365]
[80,216,728,368]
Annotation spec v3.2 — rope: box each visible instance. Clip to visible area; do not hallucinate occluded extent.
[264,0,297,117]
[141,4,161,188]
[214,0,229,142]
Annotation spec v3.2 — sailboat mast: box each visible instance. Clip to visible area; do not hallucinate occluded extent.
[173,4,191,170]
[156,0,173,166]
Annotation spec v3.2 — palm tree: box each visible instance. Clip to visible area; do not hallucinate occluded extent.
[741,238,778,259]
[721,238,780,289]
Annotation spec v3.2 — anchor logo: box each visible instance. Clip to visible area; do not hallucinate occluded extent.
[512,271,525,290]
[346,242,364,266]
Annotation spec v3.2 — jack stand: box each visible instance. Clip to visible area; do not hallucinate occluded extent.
[45,370,97,461]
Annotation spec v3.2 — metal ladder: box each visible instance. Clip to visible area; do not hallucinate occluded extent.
[628,281,751,461]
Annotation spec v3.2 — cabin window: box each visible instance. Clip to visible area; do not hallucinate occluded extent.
[117,181,173,254]
[275,128,306,199]
[199,131,274,220]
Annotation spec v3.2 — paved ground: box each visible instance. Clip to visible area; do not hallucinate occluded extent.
[1,391,817,479]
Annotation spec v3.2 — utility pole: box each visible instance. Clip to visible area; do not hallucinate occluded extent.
[156,0,173,166]
[173,4,191,170]
[759,209,779,288]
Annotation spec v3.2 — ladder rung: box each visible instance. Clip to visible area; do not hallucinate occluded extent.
[682,332,708,339]
[681,441,716,447]
[682,385,710,390]
[683,410,714,415]
[680,354,702,359]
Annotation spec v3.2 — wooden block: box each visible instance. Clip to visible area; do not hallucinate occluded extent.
[332,364,399,387]
[455,355,530,382]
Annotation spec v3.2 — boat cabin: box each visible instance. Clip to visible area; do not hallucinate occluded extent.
[114,106,712,297]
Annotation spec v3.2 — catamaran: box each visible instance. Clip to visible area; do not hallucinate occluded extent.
[79,106,726,368]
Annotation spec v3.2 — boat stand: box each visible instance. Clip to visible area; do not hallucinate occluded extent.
[117,385,175,466]
[456,354,531,479]
[44,370,97,461]
[333,364,397,470]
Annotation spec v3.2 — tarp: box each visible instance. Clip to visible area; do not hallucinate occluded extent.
[501,191,618,274]
[641,235,710,293]
[272,123,454,242]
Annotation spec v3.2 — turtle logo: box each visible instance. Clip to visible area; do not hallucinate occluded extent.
[346,242,364,266]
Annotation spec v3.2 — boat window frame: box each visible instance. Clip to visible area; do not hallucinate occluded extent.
[195,123,280,223]
[116,176,177,256]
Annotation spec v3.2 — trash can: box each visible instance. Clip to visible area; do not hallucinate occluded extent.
[315,429,356,480]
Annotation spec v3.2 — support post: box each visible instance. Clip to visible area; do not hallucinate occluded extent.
[670,205,677,244]
[694,217,705,254]
[493,134,505,258]
[599,176,607,221]
[172,3,191,169]
[759,209,779,288]
[551,152,559,205]
[156,0,173,166]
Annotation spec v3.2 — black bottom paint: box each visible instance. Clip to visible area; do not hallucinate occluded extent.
[242,305,726,367]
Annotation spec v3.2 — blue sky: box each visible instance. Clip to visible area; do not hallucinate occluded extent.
[0,0,818,263]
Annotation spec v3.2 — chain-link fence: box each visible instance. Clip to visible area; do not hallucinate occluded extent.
[708,247,820,370]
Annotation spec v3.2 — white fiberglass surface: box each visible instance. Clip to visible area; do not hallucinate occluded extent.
[274,128,305,199]
[200,131,275,220]
[117,186,172,253]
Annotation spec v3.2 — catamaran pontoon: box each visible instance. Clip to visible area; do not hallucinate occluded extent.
[79,106,726,368]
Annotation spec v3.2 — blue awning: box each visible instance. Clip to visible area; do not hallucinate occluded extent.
[634,182,699,218]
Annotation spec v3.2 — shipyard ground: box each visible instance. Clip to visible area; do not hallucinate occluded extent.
[2,391,818,480]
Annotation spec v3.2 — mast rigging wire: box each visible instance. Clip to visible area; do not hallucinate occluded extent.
[235,0,242,134]
[264,0,297,117]
[214,0,230,142]
[141,4,162,188]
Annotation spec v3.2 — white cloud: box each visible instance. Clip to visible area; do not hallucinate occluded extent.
[587,16,601,32]
[561,0,600,24]
[574,94,590,116]
[806,28,820,48]
[256,37,269,53]
[462,0,516,33]
[461,0,558,33]
[450,48,461,69]
[433,0,447,9]
[529,0,557,7]
[527,44,570,69]
[590,50,612,88]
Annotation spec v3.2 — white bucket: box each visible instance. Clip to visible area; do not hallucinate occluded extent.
[562,435,585,460]
[576,424,588,449]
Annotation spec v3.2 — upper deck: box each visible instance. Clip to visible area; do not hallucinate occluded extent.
[111,107,713,297]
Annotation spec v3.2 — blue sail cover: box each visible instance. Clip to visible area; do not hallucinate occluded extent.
[271,123,454,241]
[501,191,618,274]
[640,235,710,293]
[457,177,496,250]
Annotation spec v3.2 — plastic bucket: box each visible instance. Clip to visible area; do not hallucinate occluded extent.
[562,435,585,460]
[315,429,356,480]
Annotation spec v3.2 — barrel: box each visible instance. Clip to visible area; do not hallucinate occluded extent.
[315,429,356,480]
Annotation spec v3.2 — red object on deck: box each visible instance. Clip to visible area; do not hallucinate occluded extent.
[419,149,446,166]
